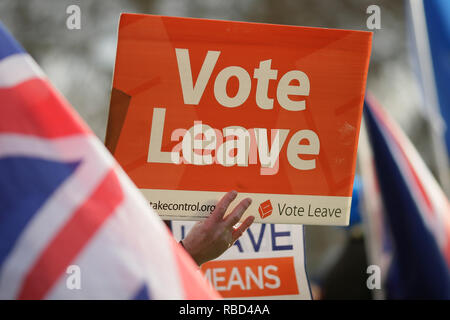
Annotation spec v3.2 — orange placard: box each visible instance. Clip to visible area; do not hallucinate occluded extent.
[106,14,372,225]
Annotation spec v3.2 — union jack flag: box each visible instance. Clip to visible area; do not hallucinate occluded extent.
[0,22,218,300]
[360,93,450,299]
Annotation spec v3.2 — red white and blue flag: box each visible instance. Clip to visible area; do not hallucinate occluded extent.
[361,94,450,299]
[0,22,219,300]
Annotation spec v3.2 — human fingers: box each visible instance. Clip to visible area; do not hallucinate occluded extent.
[223,197,252,228]
[232,215,255,242]
[209,190,238,222]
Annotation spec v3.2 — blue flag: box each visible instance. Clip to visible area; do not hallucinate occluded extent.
[422,0,450,153]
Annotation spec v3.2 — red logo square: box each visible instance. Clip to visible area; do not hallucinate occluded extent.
[258,200,273,219]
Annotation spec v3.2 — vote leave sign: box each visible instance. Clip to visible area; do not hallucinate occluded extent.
[106,14,372,225]
[171,221,311,299]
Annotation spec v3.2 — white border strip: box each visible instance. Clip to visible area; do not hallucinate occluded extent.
[141,189,352,226]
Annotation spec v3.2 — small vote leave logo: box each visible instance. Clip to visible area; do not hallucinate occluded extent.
[258,200,273,219]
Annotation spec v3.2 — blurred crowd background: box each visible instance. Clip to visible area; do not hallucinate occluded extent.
[0,0,438,298]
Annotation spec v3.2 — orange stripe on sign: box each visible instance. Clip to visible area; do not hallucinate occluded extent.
[18,169,124,300]
[201,257,299,298]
